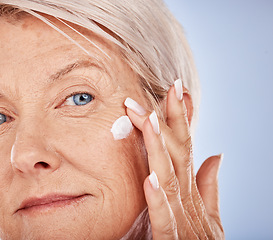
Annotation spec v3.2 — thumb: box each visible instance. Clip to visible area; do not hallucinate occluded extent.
[196,154,223,219]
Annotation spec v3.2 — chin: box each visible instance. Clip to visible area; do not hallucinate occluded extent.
[2,215,102,240]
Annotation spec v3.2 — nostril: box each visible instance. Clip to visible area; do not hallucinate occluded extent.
[34,162,50,169]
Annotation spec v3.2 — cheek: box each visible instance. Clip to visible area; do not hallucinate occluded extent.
[0,139,17,200]
[50,112,148,201]
[49,113,148,236]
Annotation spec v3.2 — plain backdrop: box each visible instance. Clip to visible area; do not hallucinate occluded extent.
[164,0,273,239]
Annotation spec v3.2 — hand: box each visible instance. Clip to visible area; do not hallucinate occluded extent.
[125,79,224,240]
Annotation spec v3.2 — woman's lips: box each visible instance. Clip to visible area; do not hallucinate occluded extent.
[16,194,90,214]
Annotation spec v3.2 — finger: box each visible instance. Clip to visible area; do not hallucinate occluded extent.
[125,98,199,234]
[144,171,199,240]
[144,171,178,240]
[191,173,215,239]
[124,97,149,131]
[161,133,208,238]
[194,155,224,239]
[125,98,204,237]
[125,98,181,199]
[165,83,211,239]
[125,96,220,239]
[164,80,193,198]
[125,97,192,199]
[166,79,190,141]
[196,154,223,220]
[142,111,197,239]
[142,111,183,213]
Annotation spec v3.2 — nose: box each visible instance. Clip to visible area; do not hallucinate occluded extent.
[11,131,61,177]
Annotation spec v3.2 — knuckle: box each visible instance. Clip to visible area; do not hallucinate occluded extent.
[162,221,178,237]
[178,152,191,170]
[164,174,181,197]
[178,136,193,169]
[183,136,193,155]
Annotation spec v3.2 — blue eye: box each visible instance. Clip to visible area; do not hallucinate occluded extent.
[62,93,94,107]
[64,93,94,106]
[73,93,93,105]
[0,113,7,125]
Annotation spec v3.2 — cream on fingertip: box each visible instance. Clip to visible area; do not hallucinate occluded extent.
[124,97,146,116]
[149,171,160,190]
[174,78,183,101]
[149,111,160,135]
[111,116,133,140]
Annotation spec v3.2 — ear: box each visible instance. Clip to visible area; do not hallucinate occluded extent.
[183,87,194,126]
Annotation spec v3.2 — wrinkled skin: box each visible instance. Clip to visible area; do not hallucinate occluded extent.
[0,16,149,239]
[0,14,224,240]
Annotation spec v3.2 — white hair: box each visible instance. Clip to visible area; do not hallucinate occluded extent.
[0,0,200,131]
[0,1,200,238]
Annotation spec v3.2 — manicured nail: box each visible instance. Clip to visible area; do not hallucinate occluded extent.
[149,171,160,190]
[124,97,146,116]
[174,78,183,101]
[149,111,160,135]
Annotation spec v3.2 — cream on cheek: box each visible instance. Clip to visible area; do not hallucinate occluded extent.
[111,116,134,140]
[110,96,147,140]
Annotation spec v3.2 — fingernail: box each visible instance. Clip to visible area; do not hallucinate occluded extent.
[174,78,183,101]
[124,97,146,116]
[149,171,160,190]
[149,111,160,135]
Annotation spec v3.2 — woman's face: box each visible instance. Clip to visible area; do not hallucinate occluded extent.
[0,15,149,239]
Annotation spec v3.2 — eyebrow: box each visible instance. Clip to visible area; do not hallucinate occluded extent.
[48,59,105,83]
[0,60,106,100]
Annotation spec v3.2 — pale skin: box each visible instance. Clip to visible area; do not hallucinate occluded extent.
[0,15,224,239]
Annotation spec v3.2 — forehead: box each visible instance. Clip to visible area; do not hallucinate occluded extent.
[0,14,145,106]
[0,14,127,82]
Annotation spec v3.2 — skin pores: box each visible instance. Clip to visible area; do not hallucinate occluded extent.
[0,16,149,240]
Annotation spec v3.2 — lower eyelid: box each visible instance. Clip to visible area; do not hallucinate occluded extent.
[0,116,13,133]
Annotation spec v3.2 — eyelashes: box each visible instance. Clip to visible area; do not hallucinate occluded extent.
[62,92,94,107]
[0,92,95,128]
[0,113,6,126]
[0,111,13,133]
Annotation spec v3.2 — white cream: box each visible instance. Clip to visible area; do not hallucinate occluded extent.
[111,116,133,140]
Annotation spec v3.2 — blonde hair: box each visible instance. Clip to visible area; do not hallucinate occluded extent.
[0,0,200,132]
